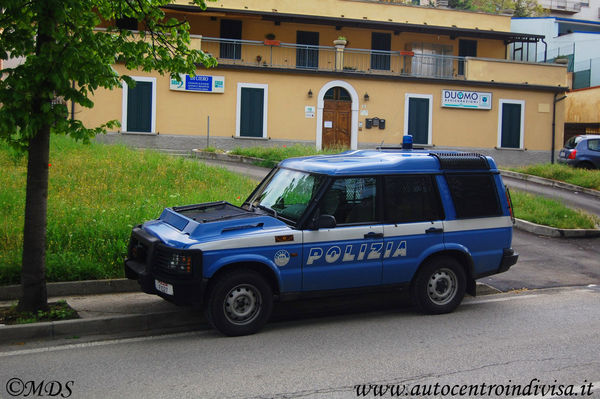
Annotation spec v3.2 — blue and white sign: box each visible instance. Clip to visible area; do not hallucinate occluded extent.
[442,89,492,110]
[170,74,225,93]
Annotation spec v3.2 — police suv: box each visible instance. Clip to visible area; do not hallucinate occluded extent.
[125,144,518,336]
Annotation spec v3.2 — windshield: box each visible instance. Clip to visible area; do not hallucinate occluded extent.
[244,168,325,225]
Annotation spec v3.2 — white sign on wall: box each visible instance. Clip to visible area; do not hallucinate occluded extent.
[170,74,225,93]
[305,106,315,118]
[442,89,492,110]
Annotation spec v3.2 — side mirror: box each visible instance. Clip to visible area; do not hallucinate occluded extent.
[316,214,336,229]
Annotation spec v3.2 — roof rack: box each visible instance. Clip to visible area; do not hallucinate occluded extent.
[429,152,490,170]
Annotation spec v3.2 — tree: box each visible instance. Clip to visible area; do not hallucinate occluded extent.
[0,0,216,312]
[469,0,546,16]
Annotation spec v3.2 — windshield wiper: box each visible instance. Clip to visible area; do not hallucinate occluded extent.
[257,204,278,218]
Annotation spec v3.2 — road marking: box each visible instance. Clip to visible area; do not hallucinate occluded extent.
[513,380,600,399]
[0,331,199,358]
[464,294,540,306]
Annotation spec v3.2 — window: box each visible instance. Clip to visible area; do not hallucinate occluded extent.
[220,19,242,60]
[318,177,377,225]
[498,100,524,149]
[371,32,391,71]
[247,168,325,224]
[404,94,432,145]
[409,42,453,78]
[121,77,156,134]
[588,139,600,152]
[296,31,319,69]
[445,174,501,219]
[236,83,268,138]
[384,175,443,223]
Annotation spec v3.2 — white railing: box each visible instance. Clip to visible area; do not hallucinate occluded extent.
[200,37,466,79]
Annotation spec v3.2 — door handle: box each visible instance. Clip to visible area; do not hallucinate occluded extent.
[364,232,384,239]
[426,227,444,234]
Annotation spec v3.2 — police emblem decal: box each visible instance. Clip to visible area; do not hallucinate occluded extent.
[274,250,291,267]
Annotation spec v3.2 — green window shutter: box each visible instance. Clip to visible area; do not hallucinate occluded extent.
[501,103,522,149]
[240,88,264,138]
[127,81,152,133]
[408,97,429,145]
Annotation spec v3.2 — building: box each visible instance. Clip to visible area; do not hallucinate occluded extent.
[565,85,600,141]
[83,0,569,165]
[511,17,600,89]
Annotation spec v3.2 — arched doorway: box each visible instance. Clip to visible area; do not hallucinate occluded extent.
[322,87,352,148]
[316,80,359,150]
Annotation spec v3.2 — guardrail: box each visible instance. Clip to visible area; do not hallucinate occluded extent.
[199,37,466,79]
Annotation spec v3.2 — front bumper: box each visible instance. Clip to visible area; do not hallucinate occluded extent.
[124,227,207,307]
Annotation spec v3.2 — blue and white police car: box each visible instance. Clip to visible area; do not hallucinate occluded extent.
[125,143,518,336]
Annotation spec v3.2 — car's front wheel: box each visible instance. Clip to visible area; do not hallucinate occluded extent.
[205,271,273,336]
[412,256,466,314]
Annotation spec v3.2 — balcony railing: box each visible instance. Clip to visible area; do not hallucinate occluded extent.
[199,37,466,80]
[540,0,581,12]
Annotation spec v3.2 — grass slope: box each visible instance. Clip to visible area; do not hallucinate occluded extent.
[0,137,256,285]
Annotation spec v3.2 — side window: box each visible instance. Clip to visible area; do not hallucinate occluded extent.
[445,174,502,219]
[318,177,377,225]
[588,139,600,152]
[384,175,443,223]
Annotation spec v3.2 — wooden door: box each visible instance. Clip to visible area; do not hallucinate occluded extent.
[323,100,351,149]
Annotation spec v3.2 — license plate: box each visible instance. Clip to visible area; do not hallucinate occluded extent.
[155,280,174,296]
[559,150,566,158]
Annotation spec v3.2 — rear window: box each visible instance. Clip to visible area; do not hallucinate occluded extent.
[564,136,583,149]
[445,174,502,219]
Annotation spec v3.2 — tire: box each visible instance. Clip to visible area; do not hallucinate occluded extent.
[204,271,273,336]
[412,256,466,315]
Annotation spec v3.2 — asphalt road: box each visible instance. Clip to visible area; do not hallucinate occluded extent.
[1,287,599,399]
[481,229,600,291]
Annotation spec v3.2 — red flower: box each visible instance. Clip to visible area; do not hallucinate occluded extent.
[48,163,52,167]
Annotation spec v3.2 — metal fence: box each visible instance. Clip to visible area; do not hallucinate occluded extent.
[200,37,466,79]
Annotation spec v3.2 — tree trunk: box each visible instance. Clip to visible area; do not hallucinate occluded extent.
[18,125,51,313]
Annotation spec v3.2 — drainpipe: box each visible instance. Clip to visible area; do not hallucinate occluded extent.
[552,93,568,164]
[542,38,547,62]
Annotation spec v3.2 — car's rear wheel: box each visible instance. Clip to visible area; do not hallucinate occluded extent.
[412,256,466,314]
[205,271,273,336]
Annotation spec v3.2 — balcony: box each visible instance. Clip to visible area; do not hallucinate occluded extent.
[195,37,566,87]
[539,0,581,13]
[199,37,465,79]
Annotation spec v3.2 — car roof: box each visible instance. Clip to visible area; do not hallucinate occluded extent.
[279,149,498,175]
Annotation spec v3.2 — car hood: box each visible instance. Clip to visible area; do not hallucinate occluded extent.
[141,201,292,249]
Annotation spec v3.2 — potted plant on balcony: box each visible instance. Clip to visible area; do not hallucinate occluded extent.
[264,33,280,46]
[333,36,347,46]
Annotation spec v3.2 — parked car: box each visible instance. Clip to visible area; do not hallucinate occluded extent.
[558,135,600,169]
[125,143,518,336]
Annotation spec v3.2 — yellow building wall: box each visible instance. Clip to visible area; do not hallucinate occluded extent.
[466,59,569,88]
[565,87,600,123]
[78,65,562,152]
[177,0,512,32]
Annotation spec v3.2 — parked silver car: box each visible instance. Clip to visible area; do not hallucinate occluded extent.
[558,135,600,169]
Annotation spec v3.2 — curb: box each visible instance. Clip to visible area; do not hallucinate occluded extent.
[514,218,600,238]
[192,149,267,165]
[500,170,600,199]
[0,279,140,301]
[0,283,498,342]
[0,309,207,343]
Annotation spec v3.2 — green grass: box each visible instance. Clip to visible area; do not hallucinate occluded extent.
[509,163,600,191]
[0,136,256,285]
[512,190,599,229]
[229,144,344,168]
[0,300,79,325]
